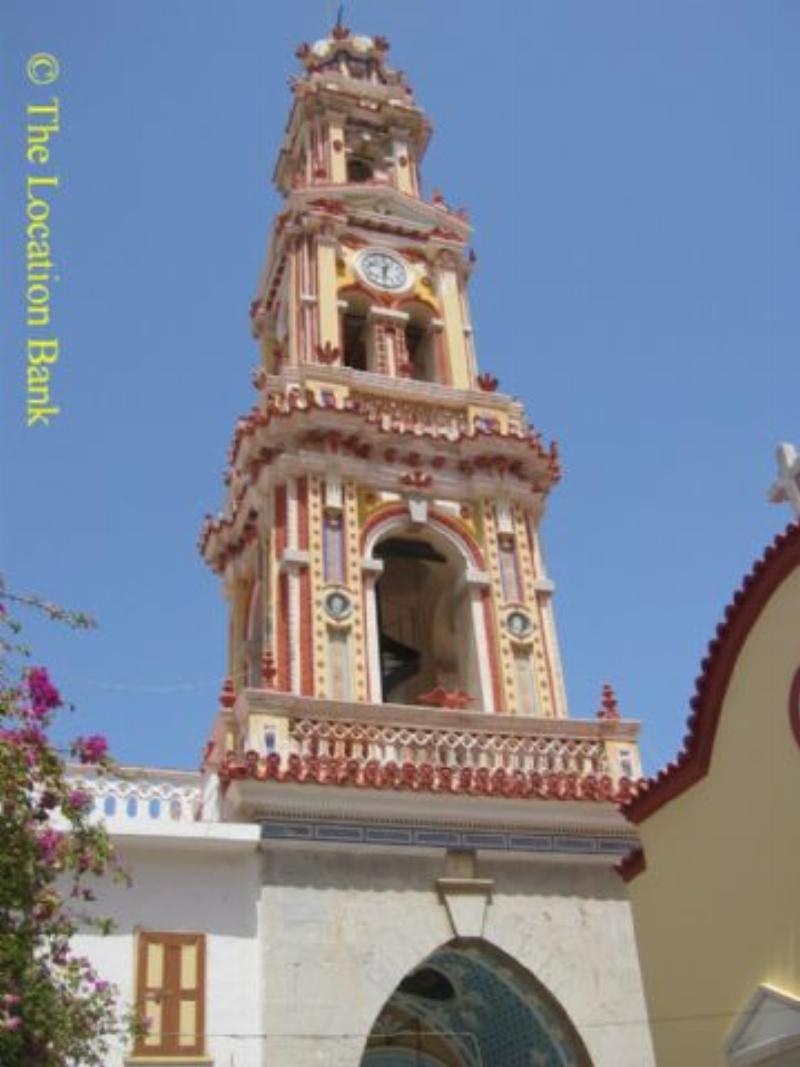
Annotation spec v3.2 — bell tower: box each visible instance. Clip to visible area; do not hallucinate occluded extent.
[197,27,654,1067]
[201,27,578,727]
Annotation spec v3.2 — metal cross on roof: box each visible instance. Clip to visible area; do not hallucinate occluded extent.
[768,442,800,518]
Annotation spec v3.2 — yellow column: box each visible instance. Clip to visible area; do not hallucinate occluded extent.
[315,234,340,350]
[391,133,414,196]
[437,255,469,389]
[327,117,346,183]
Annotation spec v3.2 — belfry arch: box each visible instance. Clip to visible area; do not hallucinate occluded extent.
[361,511,497,712]
[360,939,595,1067]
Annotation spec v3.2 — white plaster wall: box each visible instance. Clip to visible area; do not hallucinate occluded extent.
[72,843,262,1067]
[259,848,655,1067]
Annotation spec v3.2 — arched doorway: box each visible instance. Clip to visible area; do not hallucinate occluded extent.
[360,940,594,1067]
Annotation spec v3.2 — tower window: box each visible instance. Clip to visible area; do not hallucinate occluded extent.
[403,304,437,382]
[342,309,368,370]
[347,157,373,183]
[341,294,371,371]
[374,534,480,707]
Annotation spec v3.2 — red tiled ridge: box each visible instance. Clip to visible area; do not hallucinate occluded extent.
[220,751,642,803]
[624,522,800,826]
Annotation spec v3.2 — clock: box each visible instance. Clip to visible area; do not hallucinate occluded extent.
[357,250,409,291]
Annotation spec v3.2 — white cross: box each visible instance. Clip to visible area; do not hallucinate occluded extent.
[768,442,800,519]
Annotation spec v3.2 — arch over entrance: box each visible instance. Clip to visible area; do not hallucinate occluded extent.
[360,939,594,1067]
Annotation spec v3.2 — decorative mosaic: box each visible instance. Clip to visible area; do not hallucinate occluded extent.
[260,818,632,856]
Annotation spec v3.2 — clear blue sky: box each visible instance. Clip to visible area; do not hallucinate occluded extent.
[2,1,798,776]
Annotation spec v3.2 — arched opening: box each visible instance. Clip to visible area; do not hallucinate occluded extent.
[374,529,480,706]
[345,123,394,185]
[347,156,374,183]
[341,292,370,371]
[243,580,264,687]
[360,940,594,1067]
[403,302,438,383]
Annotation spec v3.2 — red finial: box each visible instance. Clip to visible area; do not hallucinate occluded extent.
[597,682,621,722]
[477,372,499,392]
[219,677,236,709]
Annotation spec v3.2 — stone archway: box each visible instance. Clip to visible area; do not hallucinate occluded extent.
[360,939,594,1067]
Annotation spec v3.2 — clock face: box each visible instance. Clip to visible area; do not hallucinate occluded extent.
[358,251,409,291]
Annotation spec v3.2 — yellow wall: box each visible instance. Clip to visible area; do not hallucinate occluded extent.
[630,566,800,1066]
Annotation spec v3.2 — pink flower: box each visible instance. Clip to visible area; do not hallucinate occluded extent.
[2,1014,21,1031]
[36,827,64,863]
[19,725,46,747]
[26,666,62,716]
[72,735,108,765]
[66,789,91,814]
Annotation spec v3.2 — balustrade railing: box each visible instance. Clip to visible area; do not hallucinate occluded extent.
[68,767,202,825]
[287,716,610,778]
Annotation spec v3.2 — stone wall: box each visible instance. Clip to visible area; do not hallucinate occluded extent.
[259,847,655,1067]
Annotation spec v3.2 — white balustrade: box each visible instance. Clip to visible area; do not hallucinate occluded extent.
[286,716,610,778]
[68,768,203,825]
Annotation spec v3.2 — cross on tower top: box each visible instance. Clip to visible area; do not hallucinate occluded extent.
[768,442,800,519]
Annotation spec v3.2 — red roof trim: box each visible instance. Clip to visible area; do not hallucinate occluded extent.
[220,752,640,805]
[624,523,800,825]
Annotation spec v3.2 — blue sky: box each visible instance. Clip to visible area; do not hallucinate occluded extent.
[2,1,798,775]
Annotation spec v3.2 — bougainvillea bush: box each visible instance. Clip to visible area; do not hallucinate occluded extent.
[0,589,133,1066]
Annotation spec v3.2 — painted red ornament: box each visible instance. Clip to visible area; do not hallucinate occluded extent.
[219,677,236,710]
[596,682,621,722]
[400,471,432,490]
[315,341,340,365]
[417,687,472,710]
[477,373,499,392]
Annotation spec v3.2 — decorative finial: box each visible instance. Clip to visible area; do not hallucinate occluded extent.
[332,4,349,39]
[768,443,800,518]
[219,677,236,709]
[597,682,621,722]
